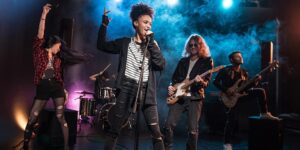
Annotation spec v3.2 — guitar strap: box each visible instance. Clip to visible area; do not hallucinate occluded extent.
[229,68,247,81]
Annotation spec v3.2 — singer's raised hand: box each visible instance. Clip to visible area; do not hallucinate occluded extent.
[102,7,112,26]
[42,3,52,16]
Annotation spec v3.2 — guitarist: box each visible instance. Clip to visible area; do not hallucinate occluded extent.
[164,34,213,150]
[213,51,279,150]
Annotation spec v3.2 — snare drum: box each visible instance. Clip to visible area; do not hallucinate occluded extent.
[99,87,115,99]
[79,98,97,116]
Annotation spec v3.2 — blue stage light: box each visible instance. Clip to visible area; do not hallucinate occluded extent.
[167,0,179,7]
[222,0,233,9]
[114,0,122,3]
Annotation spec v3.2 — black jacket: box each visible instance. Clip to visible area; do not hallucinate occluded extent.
[97,25,166,105]
[213,65,251,93]
[171,57,213,100]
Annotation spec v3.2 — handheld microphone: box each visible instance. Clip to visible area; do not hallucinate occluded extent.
[145,31,154,44]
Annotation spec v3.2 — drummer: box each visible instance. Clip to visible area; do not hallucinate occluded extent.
[89,70,115,103]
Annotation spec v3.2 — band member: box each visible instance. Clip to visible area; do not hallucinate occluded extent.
[89,69,114,102]
[23,4,69,150]
[213,51,279,150]
[164,34,213,150]
[97,3,165,150]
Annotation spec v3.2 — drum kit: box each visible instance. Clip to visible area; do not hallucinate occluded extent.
[75,87,122,132]
[75,64,131,133]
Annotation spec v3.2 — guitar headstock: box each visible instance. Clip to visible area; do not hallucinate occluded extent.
[269,60,279,71]
[270,60,279,67]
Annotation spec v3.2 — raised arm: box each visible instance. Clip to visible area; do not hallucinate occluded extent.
[97,8,121,54]
[37,4,51,39]
[33,4,52,68]
[89,72,102,81]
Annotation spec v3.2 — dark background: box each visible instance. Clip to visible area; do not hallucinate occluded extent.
[1,0,300,148]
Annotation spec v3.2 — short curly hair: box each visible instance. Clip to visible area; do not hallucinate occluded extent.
[130,3,154,28]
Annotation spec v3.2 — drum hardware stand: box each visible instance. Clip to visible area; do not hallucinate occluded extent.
[74,93,94,133]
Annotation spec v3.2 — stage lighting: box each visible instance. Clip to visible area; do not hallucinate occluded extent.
[114,0,122,3]
[222,0,233,9]
[167,0,179,7]
[14,101,28,131]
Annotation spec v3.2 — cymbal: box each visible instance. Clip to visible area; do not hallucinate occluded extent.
[74,90,94,95]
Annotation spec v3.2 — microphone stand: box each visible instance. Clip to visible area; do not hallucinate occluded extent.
[132,36,151,150]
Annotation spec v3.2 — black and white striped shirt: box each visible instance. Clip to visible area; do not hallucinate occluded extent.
[125,38,149,82]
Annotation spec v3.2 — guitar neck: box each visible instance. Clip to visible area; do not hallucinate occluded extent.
[237,64,274,92]
[183,71,210,89]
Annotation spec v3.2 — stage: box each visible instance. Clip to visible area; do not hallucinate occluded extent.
[1,0,300,149]
[3,117,300,149]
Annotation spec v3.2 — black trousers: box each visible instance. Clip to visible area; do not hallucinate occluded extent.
[164,97,203,150]
[104,78,164,150]
[224,87,268,144]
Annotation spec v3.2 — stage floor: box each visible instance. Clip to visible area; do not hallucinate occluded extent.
[6,122,300,150]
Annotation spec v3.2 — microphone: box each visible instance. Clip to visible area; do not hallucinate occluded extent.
[145,31,154,41]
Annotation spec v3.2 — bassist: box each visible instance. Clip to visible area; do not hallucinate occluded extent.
[213,51,279,150]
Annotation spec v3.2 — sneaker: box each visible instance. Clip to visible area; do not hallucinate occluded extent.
[224,143,232,150]
[260,112,280,121]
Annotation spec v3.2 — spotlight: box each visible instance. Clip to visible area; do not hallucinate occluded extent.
[14,101,28,131]
[166,0,179,7]
[222,0,233,9]
[114,0,122,3]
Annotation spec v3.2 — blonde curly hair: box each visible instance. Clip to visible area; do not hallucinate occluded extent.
[183,34,210,58]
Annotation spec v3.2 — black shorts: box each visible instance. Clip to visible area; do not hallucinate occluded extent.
[35,79,65,100]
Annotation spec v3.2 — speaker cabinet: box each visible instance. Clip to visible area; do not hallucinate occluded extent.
[37,109,78,148]
[248,116,283,150]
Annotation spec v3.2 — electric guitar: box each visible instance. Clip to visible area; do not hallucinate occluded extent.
[167,65,225,105]
[220,60,279,108]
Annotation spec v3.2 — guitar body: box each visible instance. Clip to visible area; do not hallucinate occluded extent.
[166,65,225,105]
[166,82,187,105]
[220,92,240,108]
[219,61,279,108]
[220,79,244,108]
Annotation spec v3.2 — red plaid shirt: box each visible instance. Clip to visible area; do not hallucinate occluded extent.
[33,37,63,85]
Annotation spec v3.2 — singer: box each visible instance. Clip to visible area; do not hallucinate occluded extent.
[97,3,165,150]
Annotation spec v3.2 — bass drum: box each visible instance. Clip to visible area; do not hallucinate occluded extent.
[79,98,97,116]
[94,103,129,131]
